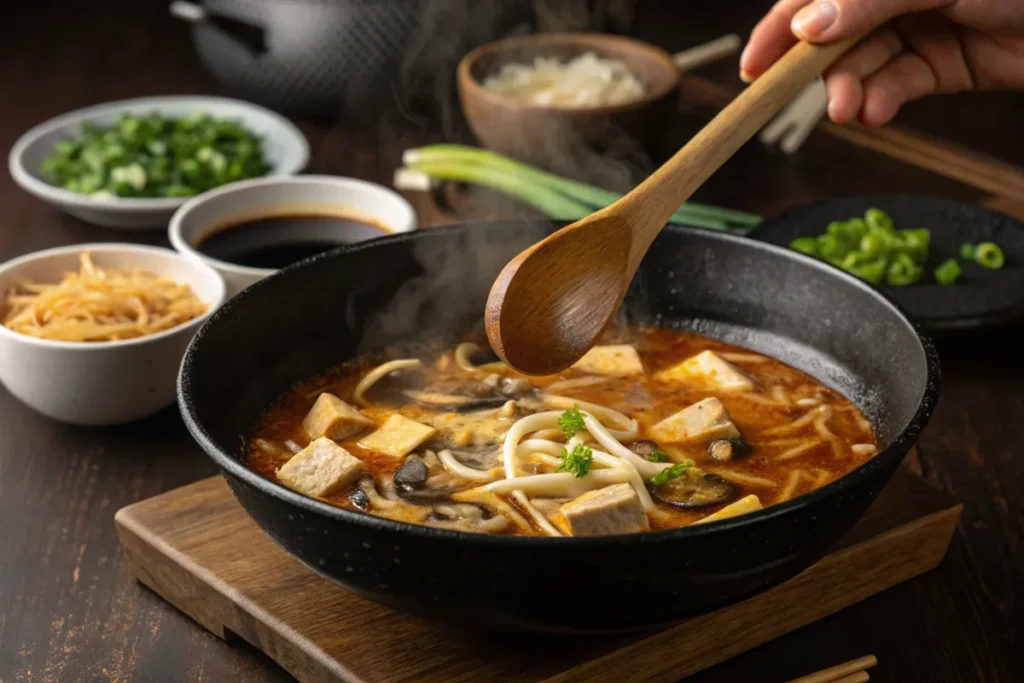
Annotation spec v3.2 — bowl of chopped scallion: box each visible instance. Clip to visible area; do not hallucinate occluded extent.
[750,195,1024,331]
[8,96,308,229]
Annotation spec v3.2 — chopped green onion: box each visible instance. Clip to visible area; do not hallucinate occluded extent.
[40,111,271,198]
[646,450,669,463]
[865,208,894,232]
[846,257,887,286]
[859,232,889,259]
[886,253,923,286]
[935,258,961,285]
[789,236,818,256]
[818,233,852,264]
[974,242,1005,270]
[846,218,870,239]
[895,228,930,262]
[960,242,976,261]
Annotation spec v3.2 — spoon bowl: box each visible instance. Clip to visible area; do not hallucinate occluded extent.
[486,212,632,374]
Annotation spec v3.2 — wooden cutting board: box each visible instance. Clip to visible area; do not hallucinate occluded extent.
[115,464,959,683]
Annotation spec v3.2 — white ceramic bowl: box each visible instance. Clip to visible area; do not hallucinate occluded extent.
[169,174,418,298]
[8,96,309,230]
[0,244,226,425]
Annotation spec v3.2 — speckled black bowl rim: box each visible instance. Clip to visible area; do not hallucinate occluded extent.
[748,194,1024,332]
[178,222,942,547]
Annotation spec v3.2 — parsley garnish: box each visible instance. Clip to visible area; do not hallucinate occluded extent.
[649,462,691,487]
[556,443,594,478]
[558,404,586,440]
[646,449,668,462]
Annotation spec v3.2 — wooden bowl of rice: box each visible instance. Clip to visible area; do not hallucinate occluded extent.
[457,32,680,175]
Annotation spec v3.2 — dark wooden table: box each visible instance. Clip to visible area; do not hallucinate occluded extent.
[1,2,1021,682]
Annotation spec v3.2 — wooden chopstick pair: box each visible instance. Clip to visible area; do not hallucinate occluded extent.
[672,34,827,154]
[785,655,878,683]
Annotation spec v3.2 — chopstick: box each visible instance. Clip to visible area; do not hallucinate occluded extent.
[759,78,828,154]
[785,655,877,683]
[672,34,742,72]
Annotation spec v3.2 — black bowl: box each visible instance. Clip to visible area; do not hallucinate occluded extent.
[178,221,940,634]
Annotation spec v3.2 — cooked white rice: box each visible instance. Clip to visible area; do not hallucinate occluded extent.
[482,51,646,107]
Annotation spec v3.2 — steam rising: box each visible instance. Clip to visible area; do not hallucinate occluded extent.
[362,0,656,358]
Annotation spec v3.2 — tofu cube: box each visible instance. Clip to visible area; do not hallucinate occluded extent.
[302,393,373,441]
[559,483,649,536]
[655,350,754,391]
[572,345,645,377]
[276,437,364,497]
[650,397,740,444]
[358,414,436,458]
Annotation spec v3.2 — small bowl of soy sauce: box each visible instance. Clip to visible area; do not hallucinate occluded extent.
[169,175,417,297]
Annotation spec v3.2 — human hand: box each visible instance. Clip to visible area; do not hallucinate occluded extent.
[739,0,1024,126]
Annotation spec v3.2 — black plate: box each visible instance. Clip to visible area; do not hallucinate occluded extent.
[748,195,1024,331]
[178,221,939,634]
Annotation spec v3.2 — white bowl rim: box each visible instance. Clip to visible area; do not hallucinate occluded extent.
[168,174,419,278]
[7,95,310,211]
[0,242,226,351]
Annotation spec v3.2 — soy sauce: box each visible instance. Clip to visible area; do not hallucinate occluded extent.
[197,214,387,269]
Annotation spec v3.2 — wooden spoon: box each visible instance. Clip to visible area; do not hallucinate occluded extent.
[485,39,857,375]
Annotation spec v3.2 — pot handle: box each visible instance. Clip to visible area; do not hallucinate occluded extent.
[169,1,268,54]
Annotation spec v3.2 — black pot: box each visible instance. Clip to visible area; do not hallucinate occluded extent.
[178,221,940,634]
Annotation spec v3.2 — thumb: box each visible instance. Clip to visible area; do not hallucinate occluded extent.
[791,0,945,42]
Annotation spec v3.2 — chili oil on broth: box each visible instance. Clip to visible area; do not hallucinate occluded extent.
[246,326,877,537]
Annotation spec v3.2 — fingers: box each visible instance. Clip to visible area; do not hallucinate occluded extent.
[740,0,811,81]
[741,0,947,81]
[823,29,902,123]
[860,53,938,125]
[791,0,944,43]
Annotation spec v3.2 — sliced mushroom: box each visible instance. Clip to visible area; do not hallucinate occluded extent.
[443,444,502,470]
[393,456,429,491]
[708,438,751,462]
[652,469,736,509]
[349,488,370,511]
[499,377,534,396]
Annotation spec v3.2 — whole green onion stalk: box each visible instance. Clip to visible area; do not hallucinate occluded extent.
[401,144,761,233]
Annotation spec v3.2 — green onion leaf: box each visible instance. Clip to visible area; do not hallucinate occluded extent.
[646,450,669,463]
[789,236,818,256]
[886,253,923,286]
[865,208,894,232]
[649,462,691,487]
[556,444,594,479]
[558,405,586,441]
[974,242,1005,270]
[935,258,961,285]
[959,242,976,261]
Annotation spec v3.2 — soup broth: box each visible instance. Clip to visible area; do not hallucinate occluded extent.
[246,326,878,537]
[197,214,387,269]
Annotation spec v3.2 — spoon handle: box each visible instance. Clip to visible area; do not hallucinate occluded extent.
[624,38,858,265]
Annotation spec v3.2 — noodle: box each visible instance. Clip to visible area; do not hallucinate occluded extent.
[3,251,207,342]
[352,359,422,407]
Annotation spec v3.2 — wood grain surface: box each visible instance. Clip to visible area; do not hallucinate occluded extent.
[2,1,1022,682]
[114,471,959,683]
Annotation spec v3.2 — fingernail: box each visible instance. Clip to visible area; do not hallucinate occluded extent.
[739,42,752,71]
[739,69,753,84]
[792,0,838,38]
